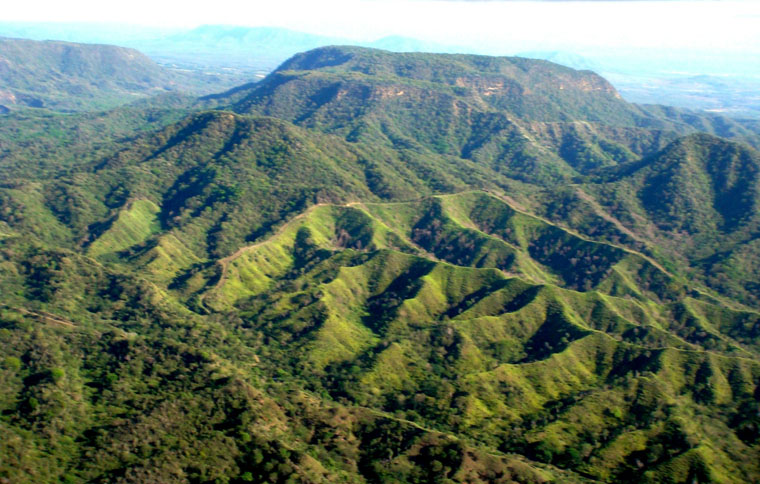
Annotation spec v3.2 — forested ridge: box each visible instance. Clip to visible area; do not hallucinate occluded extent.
[1,46,760,483]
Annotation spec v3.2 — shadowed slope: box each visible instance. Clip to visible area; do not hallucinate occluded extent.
[208,46,760,183]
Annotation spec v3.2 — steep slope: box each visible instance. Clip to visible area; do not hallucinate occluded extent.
[1,109,547,260]
[2,47,760,483]
[3,191,759,482]
[207,46,759,182]
[195,193,757,354]
[616,134,760,237]
[0,238,576,484]
[535,134,760,306]
[185,194,760,483]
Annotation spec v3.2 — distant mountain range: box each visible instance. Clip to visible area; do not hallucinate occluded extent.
[2,21,758,118]
[0,37,252,111]
[138,25,462,73]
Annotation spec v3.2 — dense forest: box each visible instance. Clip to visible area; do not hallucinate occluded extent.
[1,45,760,483]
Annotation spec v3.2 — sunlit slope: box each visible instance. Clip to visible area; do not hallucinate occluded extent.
[186,194,760,483]
[1,110,545,261]
[0,238,578,484]
[199,192,683,305]
[2,46,760,483]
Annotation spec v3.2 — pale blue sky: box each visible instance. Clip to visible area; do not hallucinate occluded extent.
[2,0,759,54]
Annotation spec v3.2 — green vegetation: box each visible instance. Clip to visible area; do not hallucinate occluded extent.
[0,37,249,112]
[86,199,161,258]
[1,45,760,483]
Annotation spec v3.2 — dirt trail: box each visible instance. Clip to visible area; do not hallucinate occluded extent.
[573,187,644,244]
[484,189,673,277]
[201,190,676,310]
[14,307,76,328]
[211,201,377,292]
[209,203,330,294]
[571,188,675,275]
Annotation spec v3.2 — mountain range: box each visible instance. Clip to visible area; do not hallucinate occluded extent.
[0,37,248,111]
[3,22,759,119]
[1,45,760,483]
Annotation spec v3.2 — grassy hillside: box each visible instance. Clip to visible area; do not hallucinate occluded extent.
[2,192,759,482]
[1,109,549,259]
[2,237,586,484]
[2,46,760,483]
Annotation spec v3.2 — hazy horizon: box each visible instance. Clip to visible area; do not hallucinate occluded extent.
[3,1,759,56]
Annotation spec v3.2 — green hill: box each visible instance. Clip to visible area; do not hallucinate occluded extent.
[0,37,239,112]
[533,134,760,306]
[208,46,760,180]
[1,46,760,483]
